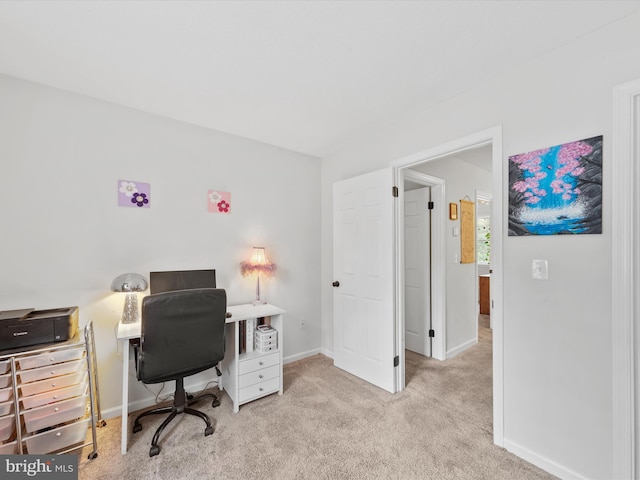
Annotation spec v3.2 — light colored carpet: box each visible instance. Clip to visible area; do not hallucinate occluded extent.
[77,320,556,480]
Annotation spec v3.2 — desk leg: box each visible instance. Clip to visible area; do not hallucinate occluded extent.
[120,339,129,455]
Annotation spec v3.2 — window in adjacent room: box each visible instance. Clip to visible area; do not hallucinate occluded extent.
[477,216,491,265]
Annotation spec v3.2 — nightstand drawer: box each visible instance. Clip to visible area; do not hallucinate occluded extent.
[238,377,279,403]
[24,418,89,454]
[239,365,279,388]
[239,352,279,375]
[17,346,85,370]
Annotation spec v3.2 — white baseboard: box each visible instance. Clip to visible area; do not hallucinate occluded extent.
[504,439,588,480]
[100,377,220,420]
[446,337,477,359]
[102,351,323,420]
[283,348,322,364]
[320,347,333,359]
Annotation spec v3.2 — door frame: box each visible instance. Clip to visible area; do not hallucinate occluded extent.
[400,170,446,361]
[612,77,640,479]
[391,125,504,446]
[475,190,493,329]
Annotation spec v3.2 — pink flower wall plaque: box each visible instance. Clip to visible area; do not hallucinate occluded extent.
[118,180,150,208]
[208,190,231,214]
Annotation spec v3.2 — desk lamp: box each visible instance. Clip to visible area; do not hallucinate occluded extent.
[240,247,276,305]
[111,273,148,324]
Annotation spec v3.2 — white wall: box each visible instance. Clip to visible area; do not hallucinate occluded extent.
[320,12,640,480]
[0,74,321,417]
[412,157,491,357]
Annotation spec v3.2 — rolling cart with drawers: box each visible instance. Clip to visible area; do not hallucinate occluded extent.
[0,322,103,458]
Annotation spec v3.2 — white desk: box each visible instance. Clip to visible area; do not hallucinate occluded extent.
[115,302,285,454]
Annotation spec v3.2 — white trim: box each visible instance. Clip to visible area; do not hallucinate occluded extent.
[446,337,477,359]
[504,440,589,480]
[283,348,323,365]
[391,125,504,447]
[612,77,640,480]
[400,170,446,362]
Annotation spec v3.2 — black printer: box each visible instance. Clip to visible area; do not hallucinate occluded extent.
[0,306,79,351]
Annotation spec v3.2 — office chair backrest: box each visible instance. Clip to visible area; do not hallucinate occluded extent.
[138,288,226,384]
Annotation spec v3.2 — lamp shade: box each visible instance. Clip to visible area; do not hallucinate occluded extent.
[111,273,148,293]
[111,273,148,324]
[240,247,276,305]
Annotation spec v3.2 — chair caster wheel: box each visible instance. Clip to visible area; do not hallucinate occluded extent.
[133,423,142,433]
[149,445,160,457]
[212,398,220,408]
[205,426,214,436]
[87,452,98,460]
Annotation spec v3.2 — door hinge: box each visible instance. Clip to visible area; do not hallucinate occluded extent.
[428,329,435,338]
[392,186,399,197]
[393,355,399,367]
[428,201,434,210]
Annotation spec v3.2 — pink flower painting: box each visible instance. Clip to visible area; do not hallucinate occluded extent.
[508,136,602,236]
[208,190,231,214]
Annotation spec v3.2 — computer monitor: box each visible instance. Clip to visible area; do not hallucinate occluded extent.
[149,269,216,295]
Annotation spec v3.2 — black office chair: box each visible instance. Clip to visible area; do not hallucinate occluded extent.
[132,288,226,457]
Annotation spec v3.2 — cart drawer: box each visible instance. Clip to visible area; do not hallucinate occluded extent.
[23,389,88,433]
[18,346,85,371]
[0,413,16,442]
[18,359,84,384]
[24,418,89,454]
[21,374,87,410]
[20,371,85,397]
[0,386,12,403]
[0,440,18,454]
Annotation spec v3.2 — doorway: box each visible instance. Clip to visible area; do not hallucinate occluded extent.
[393,126,504,446]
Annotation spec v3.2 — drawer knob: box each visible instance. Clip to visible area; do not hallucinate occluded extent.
[50,371,55,374]
[258,362,264,366]
[259,387,263,392]
[54,407,59,412]
[51,383,56,387]
[56,432,62,437]
[258,375,263,379]
[53,396,58,399]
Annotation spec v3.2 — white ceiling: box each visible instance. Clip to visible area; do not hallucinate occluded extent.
[1,1,638,158]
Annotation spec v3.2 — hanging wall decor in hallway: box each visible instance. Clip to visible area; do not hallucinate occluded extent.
[508,135,603,236]
[460,199,475,264]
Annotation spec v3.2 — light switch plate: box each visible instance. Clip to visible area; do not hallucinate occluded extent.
[532,259,548,280]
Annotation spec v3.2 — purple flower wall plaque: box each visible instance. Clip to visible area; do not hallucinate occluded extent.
[118,180,151,208]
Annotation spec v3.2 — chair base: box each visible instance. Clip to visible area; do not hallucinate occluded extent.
[132,378,220,457]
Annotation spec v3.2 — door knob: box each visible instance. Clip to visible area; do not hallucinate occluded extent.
[332,281,340,287]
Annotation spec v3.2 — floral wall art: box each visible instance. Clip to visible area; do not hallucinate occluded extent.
[508,135,603,236]
[118,180,150,208]
[208,190,231,214]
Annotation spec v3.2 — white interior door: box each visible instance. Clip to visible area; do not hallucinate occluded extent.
[404,187,431,356]
[333,168,396,393]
